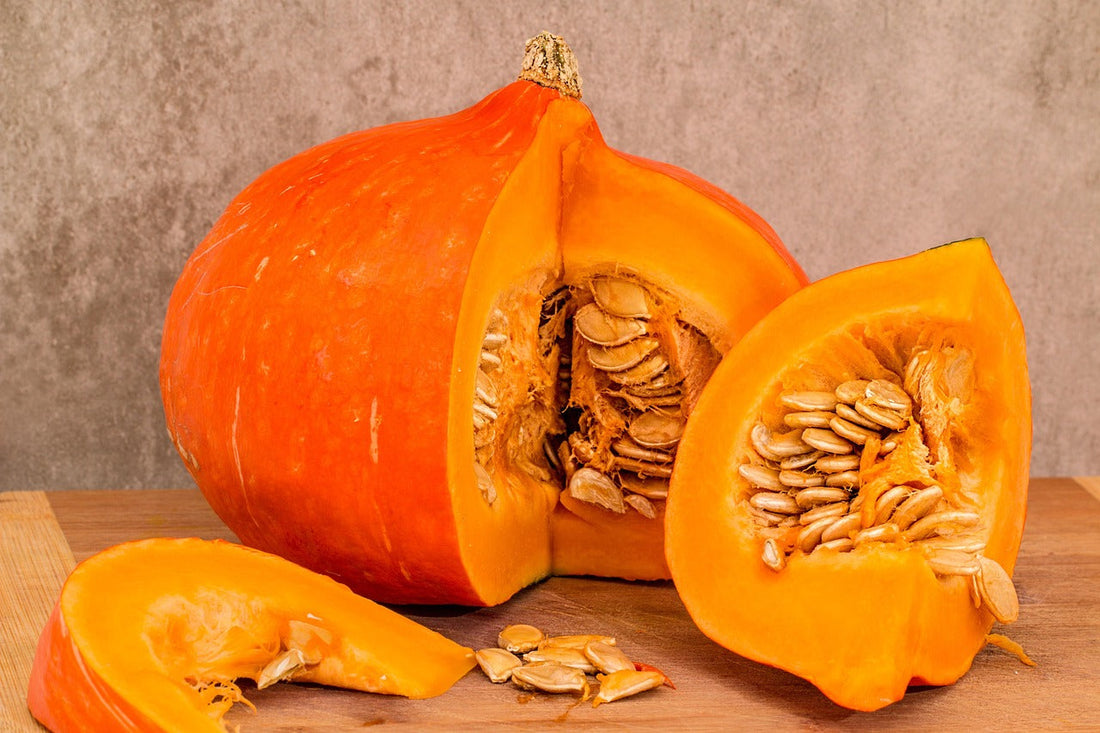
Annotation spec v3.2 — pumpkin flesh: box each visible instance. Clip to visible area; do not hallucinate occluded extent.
[27,538,476,732]
[665,239,1030,710]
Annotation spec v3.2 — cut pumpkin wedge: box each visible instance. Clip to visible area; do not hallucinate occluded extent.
[27,538,475,732]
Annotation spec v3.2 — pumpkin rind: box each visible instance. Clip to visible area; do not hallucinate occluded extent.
[27,538,475,732]
[665,238,1030,711]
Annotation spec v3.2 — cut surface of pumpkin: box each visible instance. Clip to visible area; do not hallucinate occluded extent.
[27,538,475,732]
[665,239,1030,711]
[159,33,806,605]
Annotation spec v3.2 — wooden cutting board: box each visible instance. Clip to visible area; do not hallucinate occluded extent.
[4,478,1100,730]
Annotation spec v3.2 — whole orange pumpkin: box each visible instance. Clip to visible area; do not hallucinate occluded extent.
[160,33,806,605]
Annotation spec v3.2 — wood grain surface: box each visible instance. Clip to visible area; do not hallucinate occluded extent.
[3,478,1099,730]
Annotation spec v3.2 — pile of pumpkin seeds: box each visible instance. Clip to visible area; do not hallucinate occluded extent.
[474,623,671,706]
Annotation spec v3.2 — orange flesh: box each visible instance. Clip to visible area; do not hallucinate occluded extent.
[666,240,1030,710]
[27,538,475,731]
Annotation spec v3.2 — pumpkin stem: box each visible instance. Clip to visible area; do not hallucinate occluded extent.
[519,31,582,99]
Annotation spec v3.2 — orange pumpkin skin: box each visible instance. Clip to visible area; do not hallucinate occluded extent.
[28,538,475,732]
[160,41,806,606]
[665,239,1030,711]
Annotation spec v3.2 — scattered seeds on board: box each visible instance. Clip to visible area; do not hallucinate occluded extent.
[478,624,670,705]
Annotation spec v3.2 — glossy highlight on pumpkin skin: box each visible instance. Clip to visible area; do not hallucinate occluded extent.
[666,239,1030,711]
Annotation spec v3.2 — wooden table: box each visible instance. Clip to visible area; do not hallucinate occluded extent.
[4,478,1100,730]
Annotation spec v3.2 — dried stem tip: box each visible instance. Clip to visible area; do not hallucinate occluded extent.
[519,31,582,99]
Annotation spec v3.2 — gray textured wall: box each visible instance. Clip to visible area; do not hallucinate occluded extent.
[1,1,1097,490]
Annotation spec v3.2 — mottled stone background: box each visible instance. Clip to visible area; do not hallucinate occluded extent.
[1,1,1097,490]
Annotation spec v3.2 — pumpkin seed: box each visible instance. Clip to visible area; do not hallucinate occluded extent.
[814,537,854,553]
[820,512,861,543]
[476,647,523,683]
[797,515,836,553]
[835,379,870,404]
[607,353,670,386]
[779,391,838,412]
[865,379,912,412]
[901,510,981,542]
[628,409,685,449]
[512,663,590,695]
[824,470,860,489]
[873,485,910,525]
[766,429,815,458]
[482,331,508,350]
[795,486,850,509]
[583,641,634,674]
[568,468,626,513]
[524,646,598,673]
[480,349,502,371]
[749,491,801,515]
[474,462,496,506]
[801,427,853,454]
[890,485,944,530]
[256,649,309,689]
[625,493,657,519]
[783,410,835,429]
[799,501,849,525]
[498,624,545,653]
[814,453,861,473]
[853,522,900,546]
[618,473,670,500]
[588,337,661,372]
[924,548,981,576]
[834,402,880,429]
[592,669,665,706]
[612,455,674,479]
[829,416,879,445]
[976,556,1020,623]
[574,302,647,346]
[780,450,825,470]
[591,277,651,319]
[614,438,674,465]
[750,423,784,462]
[761,538,786,571]
[854,399,908,431]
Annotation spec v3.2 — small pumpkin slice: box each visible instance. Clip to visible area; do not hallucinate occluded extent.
[27,538,475,732]
[666,239,1030,711]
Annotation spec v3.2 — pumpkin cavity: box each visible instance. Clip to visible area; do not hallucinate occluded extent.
[472,269,720,521]
[737,314,1018,623]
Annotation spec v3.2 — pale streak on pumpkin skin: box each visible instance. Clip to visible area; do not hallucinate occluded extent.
[370,396,381,464]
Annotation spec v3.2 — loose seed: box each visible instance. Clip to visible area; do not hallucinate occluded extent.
[853,522,900,546]
[865,379,912,412]
[749,491,801,515]
[584,641,634,674]
[592,669,665,706]
[574,302,647,346]
[779,391,838,412]
[541,634,616,650]
[762,538,786,571]
[498,624,545,653]
[799,501,849,525]
[835,379,870,404]
[801,427,854,454]
[824,470,860,489]
[814,454,861,473]
[891,485,944,530]
[820,512,862,543]
[783,410,834,429]
[568,468,626,514]
[976,556,1020,623]
[591,277,651,319]
[795,486,850,509]
[524,647,598,673]
[902,510,981,542]
[779,469,825,488]
[780,450,825,470]
[829,416,880,445]
[854,399,909,431]
[512,663,590,695]
[475,648,522,683]
[924,548,981,576]
[256,649,308,689]
[588,337,661,373]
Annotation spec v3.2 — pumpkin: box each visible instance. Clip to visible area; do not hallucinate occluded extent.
[159,33,806,605]
[665,238,1030,711]
[27,538,475,732]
